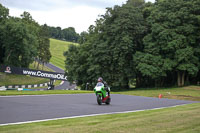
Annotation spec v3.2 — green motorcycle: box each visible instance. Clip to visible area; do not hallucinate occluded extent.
[94,82,111,105]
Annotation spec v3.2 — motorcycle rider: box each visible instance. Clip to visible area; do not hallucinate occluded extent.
[97,77,110,96]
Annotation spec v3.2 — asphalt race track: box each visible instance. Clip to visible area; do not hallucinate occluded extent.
[0,94,197,125]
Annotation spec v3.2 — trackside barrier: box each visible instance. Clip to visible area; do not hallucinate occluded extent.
[0,65,68,90]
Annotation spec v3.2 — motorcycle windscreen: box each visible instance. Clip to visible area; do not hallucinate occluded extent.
[95,86,102,91]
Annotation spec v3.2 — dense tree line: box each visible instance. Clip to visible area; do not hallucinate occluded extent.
[0,4,51,68]
[48,26,80,42]
[64,0,200,90]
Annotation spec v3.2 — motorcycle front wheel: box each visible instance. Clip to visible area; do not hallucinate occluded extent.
[97,94,102,105]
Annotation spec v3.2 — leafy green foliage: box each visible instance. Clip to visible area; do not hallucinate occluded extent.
[3,17,38,67]
[65,0,147,90]
[48,26,80,42]
[78,31,89,44]
[64,0,200,89]
[37,24,51,67]
[0,4,9,64]
[0,4,51,69]
[134,0,200,87]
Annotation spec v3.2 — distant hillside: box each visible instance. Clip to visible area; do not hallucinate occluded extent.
[50,38,78,70]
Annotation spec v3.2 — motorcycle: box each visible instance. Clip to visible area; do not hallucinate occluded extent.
[94,82,111,105]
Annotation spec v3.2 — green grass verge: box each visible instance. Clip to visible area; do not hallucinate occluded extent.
[0,103,199,133]
[113,86,200,101]
[0,90,93,96]
[0,74,49,86]
[49,38,78,70]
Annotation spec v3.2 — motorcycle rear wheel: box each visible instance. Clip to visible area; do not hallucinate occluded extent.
[106,97,111,105]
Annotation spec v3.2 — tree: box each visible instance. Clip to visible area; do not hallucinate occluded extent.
[84,0,147,89]
[0,10,40,68]
[20,12,40,67]
[64,44,88,88]
[0,4,9,64]
[0,5,51,69]
[3,17,38,67]
[62,27,79,42]
[64,0,200,89]
[78,31,88,44]
[20,12,52,69]
[135,0,200,87]
[47,26,80,42]
[56,27,62,39]
[64,0,147,89]
[37,24,51,69]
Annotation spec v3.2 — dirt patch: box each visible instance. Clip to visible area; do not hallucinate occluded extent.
[166,95,200,101]
[182,86,200,91]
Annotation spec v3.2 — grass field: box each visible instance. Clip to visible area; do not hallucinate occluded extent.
[0,74,49,86]
[49,38,78,70]
[113,86,200,101]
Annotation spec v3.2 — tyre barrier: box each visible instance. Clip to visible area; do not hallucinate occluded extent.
[0,82,79,91]
[1,82,50,89]
[0,81,78,91]
[0,82,50,91]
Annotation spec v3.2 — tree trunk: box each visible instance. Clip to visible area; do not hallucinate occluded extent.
[181,71,185,86]
[42,62,44,70]
[155,78,164,87]
[136,75,142,88]
[136,76,140,88]
[124,77,129,89]
[155,79,159,87]
[6,50,13,62]
[160,78,164,87]
[177,71,185,87]
[177,71,181,87]
[37,61,40,69]
[186,74,189,85]
[34,60,37,68]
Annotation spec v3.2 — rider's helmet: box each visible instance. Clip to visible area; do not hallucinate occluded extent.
[98,77,103,82]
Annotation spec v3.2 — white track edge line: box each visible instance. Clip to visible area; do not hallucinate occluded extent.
[0,104,188,126]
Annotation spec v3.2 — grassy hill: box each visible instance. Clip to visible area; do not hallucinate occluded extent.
[50,38,78,70]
